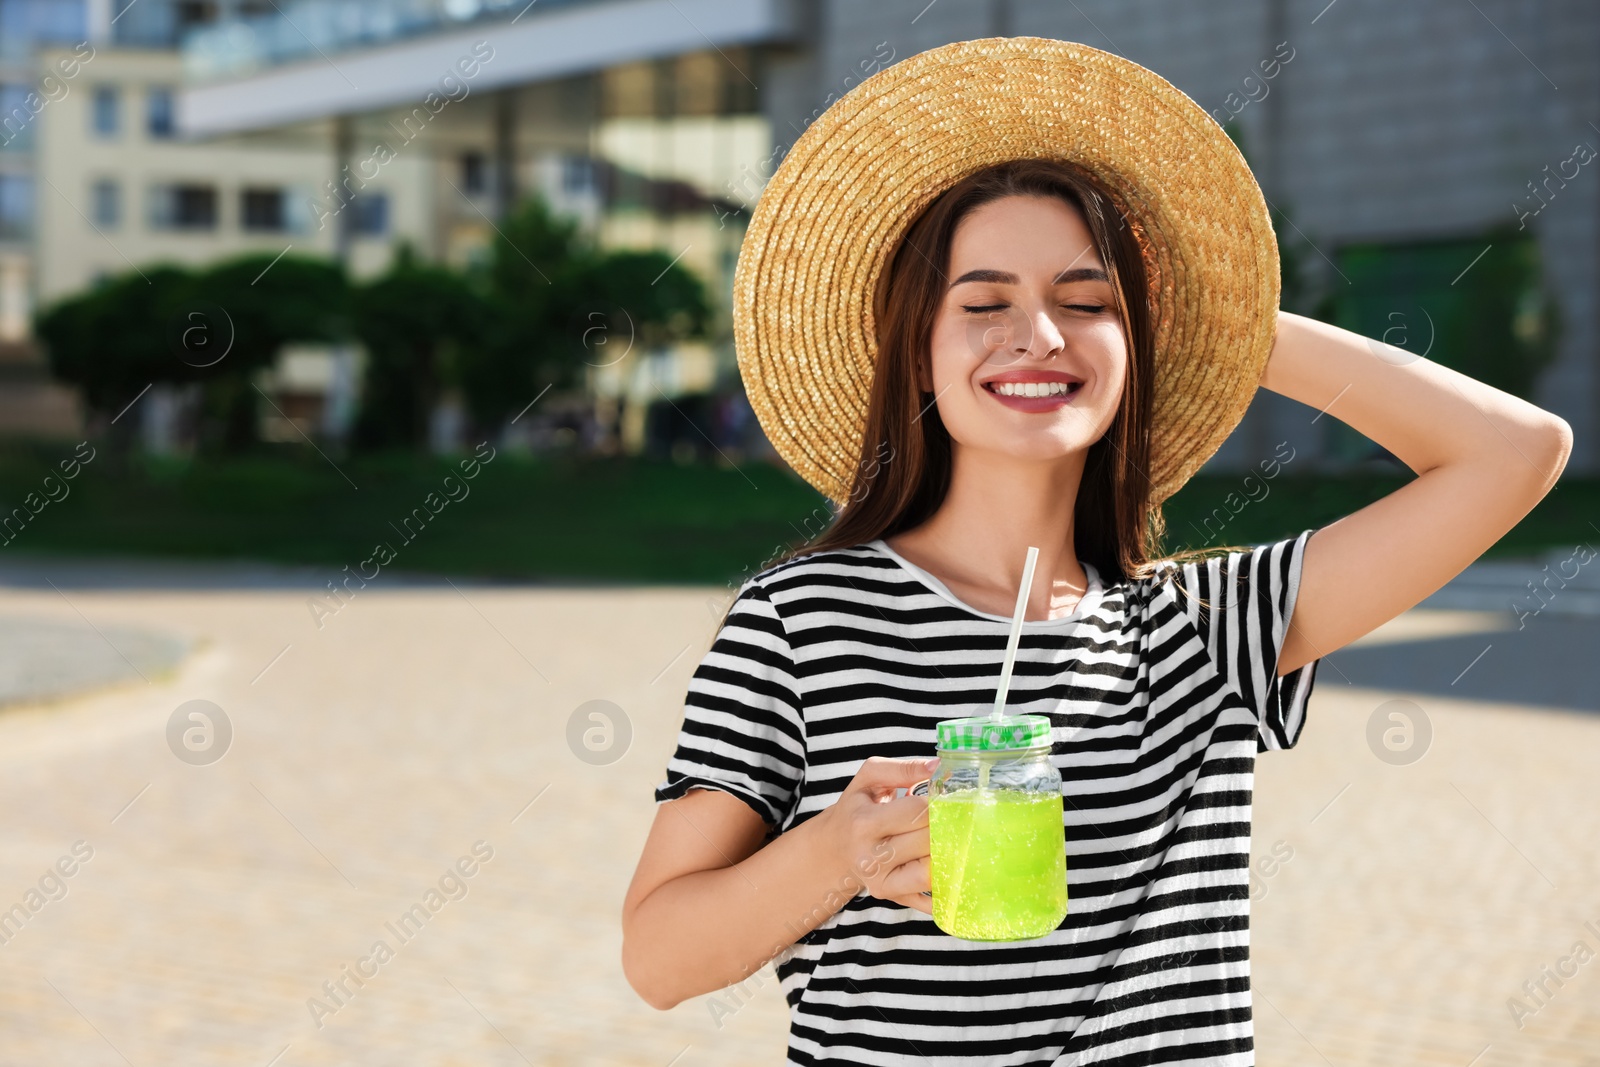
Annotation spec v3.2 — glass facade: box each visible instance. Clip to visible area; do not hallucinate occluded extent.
[0,0,85,61]
[183,0,601,80]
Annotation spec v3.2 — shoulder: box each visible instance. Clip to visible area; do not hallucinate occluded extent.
[743,541,900,593]
[1105,553,1191,600]
[728,542,909,623]
[1107,551,1226,626]
[1127,532,1315,617]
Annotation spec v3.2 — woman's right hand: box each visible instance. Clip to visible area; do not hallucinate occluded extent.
[818,756,937,914]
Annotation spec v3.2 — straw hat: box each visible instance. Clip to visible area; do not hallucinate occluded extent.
[731,36,1280,508]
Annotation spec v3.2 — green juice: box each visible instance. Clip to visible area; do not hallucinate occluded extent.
[929,789,1068,941]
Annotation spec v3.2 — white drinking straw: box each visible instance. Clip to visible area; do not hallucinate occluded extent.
[990,545,1040,719]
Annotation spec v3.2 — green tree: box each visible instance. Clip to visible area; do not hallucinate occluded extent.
[352,244,488,450]
[462,194,712,436]
[584,247,711,352]
[460,196,592,431]
[185,253,351,451]
[37,254,350,453]
[36,265,194,428]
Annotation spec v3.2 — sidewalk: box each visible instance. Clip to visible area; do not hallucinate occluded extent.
[1417,544,1600,619]
[0,566,1594,1064]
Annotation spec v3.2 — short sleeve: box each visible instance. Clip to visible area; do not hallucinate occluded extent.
[653,578,806,828]
[1172,528,1319,751]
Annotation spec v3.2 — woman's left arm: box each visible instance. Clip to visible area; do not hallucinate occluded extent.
[1259,309,1573,677]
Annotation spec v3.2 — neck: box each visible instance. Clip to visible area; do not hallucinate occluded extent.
[890,443,1089,619]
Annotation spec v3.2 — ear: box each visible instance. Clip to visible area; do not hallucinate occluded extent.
[915,350,934,394]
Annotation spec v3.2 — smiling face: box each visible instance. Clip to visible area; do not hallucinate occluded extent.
[920,194,1128,465]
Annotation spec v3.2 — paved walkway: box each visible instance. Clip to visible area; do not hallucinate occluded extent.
[0,561,1596,1065]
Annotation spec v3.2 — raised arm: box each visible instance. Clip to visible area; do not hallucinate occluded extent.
[1260,310,1572,677]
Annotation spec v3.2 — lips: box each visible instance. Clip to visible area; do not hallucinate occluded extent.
[980,370,1084,387]
[981,370,1082,394]
[980,369,1085,410]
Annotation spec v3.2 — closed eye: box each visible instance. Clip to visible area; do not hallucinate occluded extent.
[960,302,1113,315]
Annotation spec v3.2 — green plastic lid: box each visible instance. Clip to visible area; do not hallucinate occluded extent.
[935,713,1053,752]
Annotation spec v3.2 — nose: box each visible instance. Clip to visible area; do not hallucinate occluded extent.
[1018,304,1066,359]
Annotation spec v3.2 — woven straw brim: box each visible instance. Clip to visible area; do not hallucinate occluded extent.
[732,36,1280,509]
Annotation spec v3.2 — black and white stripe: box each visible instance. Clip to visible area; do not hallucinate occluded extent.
[655,529,1319,1065]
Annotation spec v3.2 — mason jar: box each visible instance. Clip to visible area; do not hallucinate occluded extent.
[914,713,1068,941]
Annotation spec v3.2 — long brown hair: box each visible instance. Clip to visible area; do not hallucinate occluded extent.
[749,157,1242,601]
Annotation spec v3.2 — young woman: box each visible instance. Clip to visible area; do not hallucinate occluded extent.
[622,40,1571,1066]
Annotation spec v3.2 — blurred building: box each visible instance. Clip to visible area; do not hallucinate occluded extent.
[3,0,1594,473]
[175,0,774,455]
[0,0,87,433]
[0,0,397,436]
[31,44,433,301]
[1,0,439,442]
[170,0,1598,474]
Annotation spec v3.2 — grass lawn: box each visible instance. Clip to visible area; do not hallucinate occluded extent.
[2,444,1594,584]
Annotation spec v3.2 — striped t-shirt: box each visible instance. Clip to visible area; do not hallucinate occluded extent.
[654,529,1319,1066]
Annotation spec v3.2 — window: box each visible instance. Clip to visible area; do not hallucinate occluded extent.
[91,178,119,228]
[0,83,33,151]
[174,0,216,32]
[0,173,30,239]
[460,151,485,195]
[148,182,216,230]
[146,87,174,138]
[282,185,315,234]
[91,85,118,137]
[562,155,594,195]
[354,192,388,236]
[241,187,284,231]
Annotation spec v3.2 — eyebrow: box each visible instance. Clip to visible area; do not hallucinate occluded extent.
[947,266,1110,290]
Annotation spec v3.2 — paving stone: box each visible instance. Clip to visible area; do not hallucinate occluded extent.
[0,581,1592,1065]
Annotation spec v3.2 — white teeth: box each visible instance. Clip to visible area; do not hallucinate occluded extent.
[991,381,1078,397]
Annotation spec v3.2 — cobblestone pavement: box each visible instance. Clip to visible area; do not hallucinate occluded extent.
[0,567,1596,1065]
